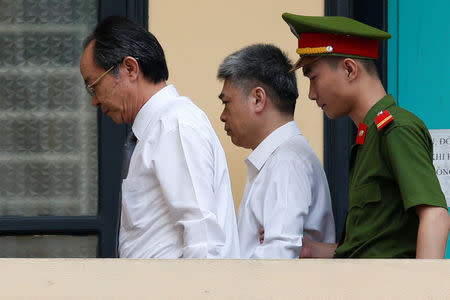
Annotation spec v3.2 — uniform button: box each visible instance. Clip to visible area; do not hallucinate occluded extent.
[326,46,333,52]
[359,130,364,136]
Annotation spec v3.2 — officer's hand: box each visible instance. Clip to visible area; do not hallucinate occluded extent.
[300,236,313,258]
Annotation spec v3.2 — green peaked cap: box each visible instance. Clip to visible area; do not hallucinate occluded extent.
[282,13,391,41]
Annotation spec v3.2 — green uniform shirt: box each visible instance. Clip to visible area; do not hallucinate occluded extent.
[335,95,446,258]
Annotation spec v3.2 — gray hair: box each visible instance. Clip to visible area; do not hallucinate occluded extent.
[217,44,298,115]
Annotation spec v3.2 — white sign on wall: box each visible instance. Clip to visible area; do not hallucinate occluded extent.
[430,129,450,207]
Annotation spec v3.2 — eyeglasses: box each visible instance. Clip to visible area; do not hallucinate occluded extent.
[85,65,115,97]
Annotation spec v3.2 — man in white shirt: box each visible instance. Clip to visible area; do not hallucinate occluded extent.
[79,16,239,258]
[217,44,335,258]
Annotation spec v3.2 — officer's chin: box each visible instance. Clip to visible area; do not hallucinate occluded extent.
[324,111,341,120]
[324,111,335,119]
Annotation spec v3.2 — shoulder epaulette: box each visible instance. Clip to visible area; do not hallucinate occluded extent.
[375,110,394,131]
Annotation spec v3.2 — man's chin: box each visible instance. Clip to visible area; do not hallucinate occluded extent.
[231,137,252,149]
[230,137,242,147]
[107,114,124,124]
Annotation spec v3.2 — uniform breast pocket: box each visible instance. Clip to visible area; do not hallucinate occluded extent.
[347,183,381,229]
[121,176,152,231]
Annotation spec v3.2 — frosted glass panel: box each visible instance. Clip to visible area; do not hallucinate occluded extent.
[0,32,84,67]
[0,0,98,216]
[0,0,97,25]
[0,235,97,257]
[0,72,82,111]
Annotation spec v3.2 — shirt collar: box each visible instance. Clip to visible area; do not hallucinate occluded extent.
[362,94,396,128]
[132,84,178,141]
[246,121,301,171]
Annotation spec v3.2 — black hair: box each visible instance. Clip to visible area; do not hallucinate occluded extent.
[83,16,168,83]
[324,56,379,77]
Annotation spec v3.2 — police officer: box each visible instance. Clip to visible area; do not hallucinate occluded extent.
[282,13,450,258]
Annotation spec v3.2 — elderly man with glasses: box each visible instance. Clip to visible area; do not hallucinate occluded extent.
[79,16,240,258]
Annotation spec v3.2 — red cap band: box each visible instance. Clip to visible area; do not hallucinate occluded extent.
[298,32,379,59]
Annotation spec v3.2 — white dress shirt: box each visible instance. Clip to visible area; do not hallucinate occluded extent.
[238,121,335,258]
[119,85,240,258]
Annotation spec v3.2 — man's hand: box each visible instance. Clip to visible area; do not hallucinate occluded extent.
[259,228,264,244]
[260,227,337,258]
[299,236,337,258]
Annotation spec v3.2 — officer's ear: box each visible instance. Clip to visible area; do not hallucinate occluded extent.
[342,58,358,82]
[249,87,267,113]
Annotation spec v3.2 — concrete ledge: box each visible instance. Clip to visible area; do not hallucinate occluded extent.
[0,259,448,299]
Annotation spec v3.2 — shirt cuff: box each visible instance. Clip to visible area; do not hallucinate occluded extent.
[182,243,208,258]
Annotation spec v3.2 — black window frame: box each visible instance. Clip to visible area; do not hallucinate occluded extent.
[324,0,388,240]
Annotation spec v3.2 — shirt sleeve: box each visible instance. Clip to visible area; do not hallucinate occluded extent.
[152,121,226,258]
[251,159,311,259]
[384,125,446,210]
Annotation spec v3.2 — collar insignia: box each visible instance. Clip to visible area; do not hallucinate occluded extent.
[355,123,367,145]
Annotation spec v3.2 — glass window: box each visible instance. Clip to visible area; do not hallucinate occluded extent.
[0,0,98,216]
[0,235,97,257]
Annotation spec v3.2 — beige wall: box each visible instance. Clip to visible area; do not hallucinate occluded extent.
[2,259,449,299]
[148,1,324,208]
